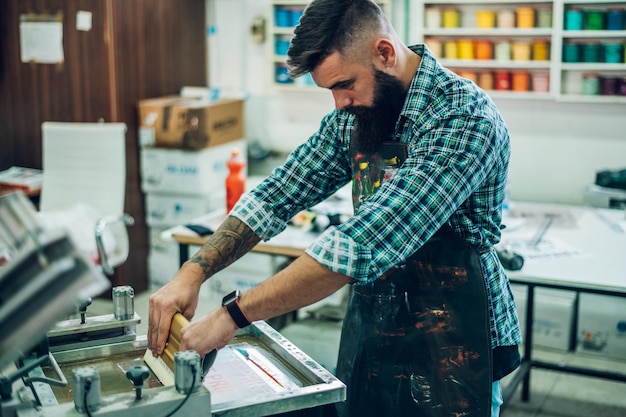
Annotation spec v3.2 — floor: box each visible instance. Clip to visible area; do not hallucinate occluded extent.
[500,347,626,417]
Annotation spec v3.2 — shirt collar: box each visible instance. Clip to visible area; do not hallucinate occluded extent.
[400,43,438,122]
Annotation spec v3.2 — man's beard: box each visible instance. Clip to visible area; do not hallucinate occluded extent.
[347,68,407,154]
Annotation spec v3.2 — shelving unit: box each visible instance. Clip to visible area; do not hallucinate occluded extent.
[268,0,391,90]
[408,0,626,103]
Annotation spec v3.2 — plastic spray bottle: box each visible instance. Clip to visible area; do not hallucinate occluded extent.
[226,148,246,213]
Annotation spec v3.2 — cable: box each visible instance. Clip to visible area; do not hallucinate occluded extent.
[164,365,197,417]
[84,379,93,417]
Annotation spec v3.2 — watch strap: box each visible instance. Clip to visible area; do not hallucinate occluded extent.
[225,298,251,328]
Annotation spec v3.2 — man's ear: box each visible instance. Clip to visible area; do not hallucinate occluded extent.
[374,38,396,68]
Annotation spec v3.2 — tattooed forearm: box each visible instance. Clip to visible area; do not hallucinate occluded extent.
[188,215,261,281]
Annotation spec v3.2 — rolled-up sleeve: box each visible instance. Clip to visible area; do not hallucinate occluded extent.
[305,226,374,282]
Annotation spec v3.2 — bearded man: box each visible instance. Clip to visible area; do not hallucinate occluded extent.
[148,1,521,416]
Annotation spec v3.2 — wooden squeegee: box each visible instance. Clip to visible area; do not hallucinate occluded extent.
[143,312,188,387]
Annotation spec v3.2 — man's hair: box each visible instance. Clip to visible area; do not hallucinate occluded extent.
[286,0,392,78]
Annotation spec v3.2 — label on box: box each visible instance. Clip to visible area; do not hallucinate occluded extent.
[145,192,224,227]
[140,139,246,195]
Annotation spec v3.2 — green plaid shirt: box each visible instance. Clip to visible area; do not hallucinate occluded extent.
[233,44,521,348]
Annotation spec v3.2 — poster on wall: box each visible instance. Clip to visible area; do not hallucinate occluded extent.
[19,14,64,64]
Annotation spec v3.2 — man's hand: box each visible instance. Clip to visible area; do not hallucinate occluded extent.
[147,263,204,356]
[179,307,239,356]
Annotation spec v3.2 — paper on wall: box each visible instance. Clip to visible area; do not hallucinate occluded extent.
[19,20,64,64]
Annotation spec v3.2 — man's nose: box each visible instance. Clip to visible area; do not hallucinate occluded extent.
[332,91,352,110]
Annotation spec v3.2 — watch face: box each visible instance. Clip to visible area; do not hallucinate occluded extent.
[222,290,240,306]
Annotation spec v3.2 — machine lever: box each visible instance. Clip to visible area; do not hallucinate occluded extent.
[23,353,68,388]
[0,353,67,400]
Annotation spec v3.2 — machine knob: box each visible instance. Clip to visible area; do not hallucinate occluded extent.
[78,297,92,324]
[126,365,150,400]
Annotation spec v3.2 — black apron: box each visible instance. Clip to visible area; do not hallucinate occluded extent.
[334,143,492,417]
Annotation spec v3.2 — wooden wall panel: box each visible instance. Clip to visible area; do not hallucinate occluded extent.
[0,0,114,170]
[0,0,207,294]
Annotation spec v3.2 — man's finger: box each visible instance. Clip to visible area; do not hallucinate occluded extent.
[147,297,157,351]
[156,312,174,355]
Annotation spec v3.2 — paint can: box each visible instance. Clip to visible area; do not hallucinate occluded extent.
[607,9,625,30]
[531,72,550,93]
[495,41,511,60]
[475,40,493,60]
[458,39,475,60]
[582,73,599,95]
[442,8,460,28]
[497,9,515,28]
[564,8,583,30]
[495,71,511,90]
[476,10,496,28]
[425,7,442,28]
[563,42,581,63]
[516,7,535,28]
[532,40,550,61]
[585,10,606,30]
[512,71,530,92]
[512,41,531,61]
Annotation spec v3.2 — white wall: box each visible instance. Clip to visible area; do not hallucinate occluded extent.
[207,0,626,206]
[494,99,626,205]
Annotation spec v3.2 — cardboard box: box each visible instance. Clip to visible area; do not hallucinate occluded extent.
[138,95,244,150]
[140,139,247,195]
[511,284,576,351]
[577,293,626,360]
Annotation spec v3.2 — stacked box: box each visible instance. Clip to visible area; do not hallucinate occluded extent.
[511,284,576,351]
[147,226,180,289]
[138,94,247,289]
[577,293,626,360]
[140,141,247,289]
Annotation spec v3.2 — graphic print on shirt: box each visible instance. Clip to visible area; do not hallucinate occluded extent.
[351,141,407,211]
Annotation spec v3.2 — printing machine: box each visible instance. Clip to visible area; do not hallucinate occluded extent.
[0,191,345,417]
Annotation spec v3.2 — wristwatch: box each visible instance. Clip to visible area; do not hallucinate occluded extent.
[222,290,251,328]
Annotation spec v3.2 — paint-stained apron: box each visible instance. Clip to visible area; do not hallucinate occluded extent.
[334,142,492,417]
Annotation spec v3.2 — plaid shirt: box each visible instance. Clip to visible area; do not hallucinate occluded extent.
[233,44,521,348]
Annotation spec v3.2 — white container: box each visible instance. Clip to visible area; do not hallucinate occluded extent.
[145,192,223,227]
[425,7,442,28]
[494,41,512,61]
[511,284,576,351]
[561,71,583,95]
[148,248,180,289]
[577,293,626,360]
[207,252,289,299]
[497,9,515,28]
[140,139,246,195]
[147,226,181,288]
